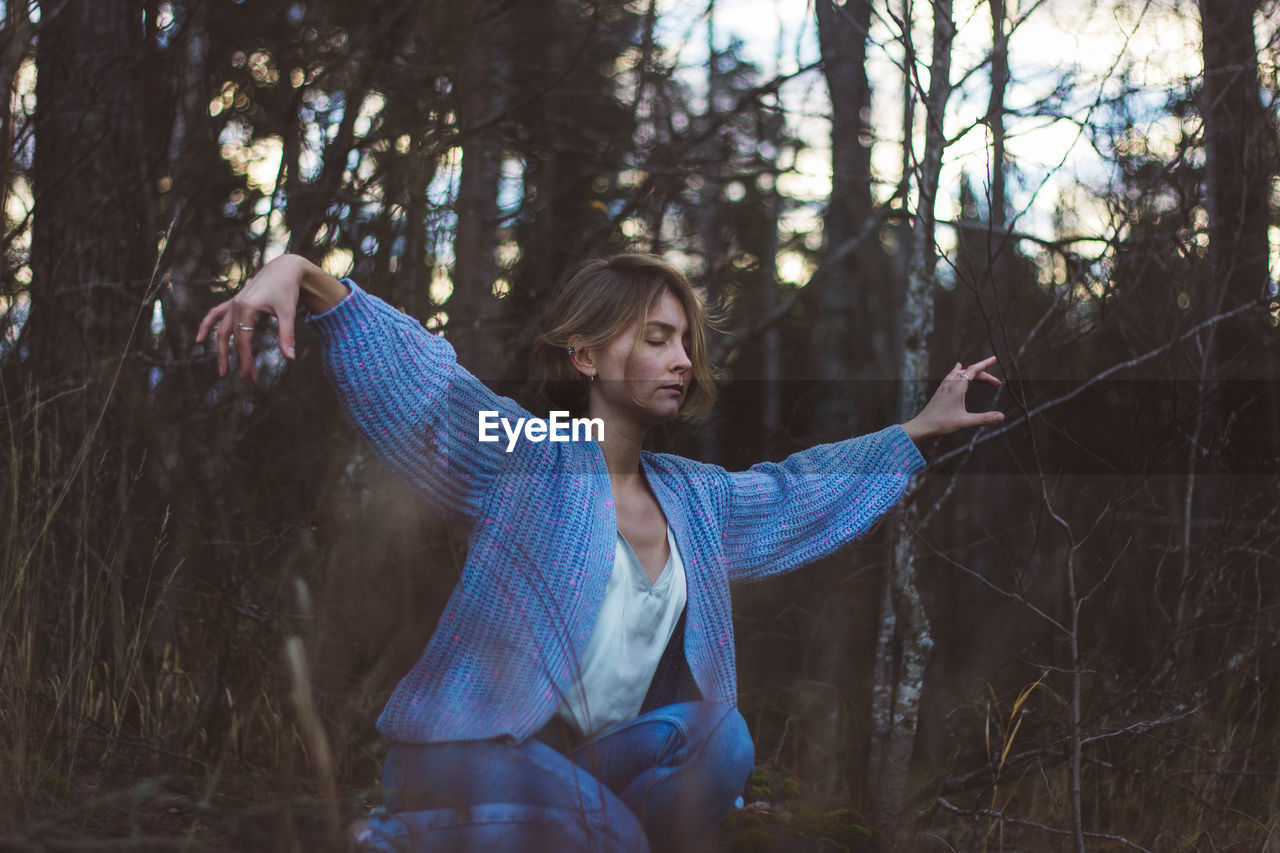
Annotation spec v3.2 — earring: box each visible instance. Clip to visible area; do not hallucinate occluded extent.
[567,346,575,356]
[589,374,595,385]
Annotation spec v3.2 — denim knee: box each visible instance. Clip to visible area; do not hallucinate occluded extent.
[702,705,755,808]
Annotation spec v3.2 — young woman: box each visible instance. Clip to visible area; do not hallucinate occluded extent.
[196,252,1003,852]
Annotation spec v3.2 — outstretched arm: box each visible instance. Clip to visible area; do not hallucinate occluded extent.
[719,425,927,583]
[719,357,1004,582]
[196,254,530,525]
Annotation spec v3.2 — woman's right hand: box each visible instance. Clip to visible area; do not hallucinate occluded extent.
[195,254,346,383]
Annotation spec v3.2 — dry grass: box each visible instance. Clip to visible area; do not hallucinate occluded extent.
[0,352,364,848]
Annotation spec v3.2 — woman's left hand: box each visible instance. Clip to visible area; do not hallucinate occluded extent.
[902,356,1004,442]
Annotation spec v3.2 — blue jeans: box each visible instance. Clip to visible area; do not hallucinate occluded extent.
[359,701,754,852]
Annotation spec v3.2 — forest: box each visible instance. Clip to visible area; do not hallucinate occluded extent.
[1,0,1278,849]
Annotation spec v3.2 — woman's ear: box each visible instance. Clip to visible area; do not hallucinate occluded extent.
[566,334,593,378]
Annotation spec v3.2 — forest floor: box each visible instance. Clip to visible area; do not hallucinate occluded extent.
[0,763,876,852]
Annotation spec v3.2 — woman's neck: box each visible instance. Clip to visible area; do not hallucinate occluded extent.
[586,403,649,482]
[597,420,646,481]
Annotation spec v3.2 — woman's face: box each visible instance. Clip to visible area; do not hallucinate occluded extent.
[588,289,692,428]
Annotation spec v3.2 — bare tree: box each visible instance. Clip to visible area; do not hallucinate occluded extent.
[869,0,954,841]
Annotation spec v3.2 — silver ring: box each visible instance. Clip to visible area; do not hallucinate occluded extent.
[237,324,254,331]
[959,371,970,381]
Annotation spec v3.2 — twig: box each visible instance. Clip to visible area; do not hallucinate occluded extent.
[929,299,1263,468]
[934,796,1152,851]
[909,706,1200,807]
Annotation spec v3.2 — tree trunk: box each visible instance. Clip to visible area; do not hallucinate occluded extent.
[449,0,508,377]
[1173,0,1274,673]
[20,0,161,755]
[0,3,33,310]
[697,1,729,463]
[1181,0,1272,614]
[812,0,879,429]
[1197,0,1270,311]
[791,0,879,799]
[986,0,1008,239]
[973,0,1014,403]
[28,0,156,380]
[891,0,914,359]
[869,0,953,840]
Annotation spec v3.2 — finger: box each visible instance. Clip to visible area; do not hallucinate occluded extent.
[952,362,977,389]
[965,355,999,374]
[973,409,1005,426]
[196,303,227,344]
[234,318,257,382]
[277,305,296,360]
[215,312,231,377]
[965,357,1002,386]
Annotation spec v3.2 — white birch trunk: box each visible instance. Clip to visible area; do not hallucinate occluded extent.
[869,0,953,840]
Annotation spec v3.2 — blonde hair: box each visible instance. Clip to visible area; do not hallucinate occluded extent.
[533,253,723,422]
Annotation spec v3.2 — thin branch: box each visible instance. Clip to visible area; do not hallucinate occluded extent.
[934,796,1152,851]
[929,299,1264,468]
[910,705,1200,807]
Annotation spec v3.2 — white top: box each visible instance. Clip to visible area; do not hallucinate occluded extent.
[555,526,688,738]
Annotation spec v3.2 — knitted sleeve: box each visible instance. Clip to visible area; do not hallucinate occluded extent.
[718,424,927,583]
[305,278,529,525]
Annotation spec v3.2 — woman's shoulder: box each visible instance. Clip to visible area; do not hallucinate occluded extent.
[641,448,705,474]
[641,450,730,504]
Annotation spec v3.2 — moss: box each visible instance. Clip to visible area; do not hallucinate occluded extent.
[734,764,874,850]
[787,800,872,841]
[723,810,774,853]
[747,765,804,803]
[723,809,768,833]
[730,825,775,853]
[747,772,773,799]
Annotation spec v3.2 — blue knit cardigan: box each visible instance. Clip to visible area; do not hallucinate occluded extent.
[307,279,928,744]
